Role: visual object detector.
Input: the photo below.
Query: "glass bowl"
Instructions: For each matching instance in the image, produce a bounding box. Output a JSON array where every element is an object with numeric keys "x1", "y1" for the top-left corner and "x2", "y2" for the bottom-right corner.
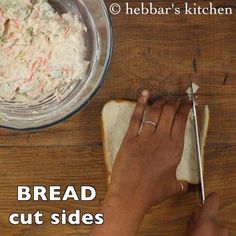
[{"x1": 0, "y1": 0, "x2": 113, "y2": 130}]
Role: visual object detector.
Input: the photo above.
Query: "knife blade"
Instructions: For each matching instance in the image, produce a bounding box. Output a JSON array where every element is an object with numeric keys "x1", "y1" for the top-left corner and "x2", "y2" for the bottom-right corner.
[{"x1": 188, "y1": 79, "x2": 206, "y2": 204}]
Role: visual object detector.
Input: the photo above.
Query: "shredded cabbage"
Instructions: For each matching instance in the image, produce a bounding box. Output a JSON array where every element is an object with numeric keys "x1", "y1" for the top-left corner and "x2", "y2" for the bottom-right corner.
[{"x1": 0, "y1": 0, "x2": 88, "y2": 102}]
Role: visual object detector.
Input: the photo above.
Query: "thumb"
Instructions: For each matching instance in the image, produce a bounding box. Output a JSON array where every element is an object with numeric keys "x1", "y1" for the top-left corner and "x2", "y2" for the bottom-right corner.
[
  {"x1": 191, "y1": 204, "x2": 202, "y2": 221},
  {"x1": 202, "y1": 192, "x2": 220, "y2": 218}
]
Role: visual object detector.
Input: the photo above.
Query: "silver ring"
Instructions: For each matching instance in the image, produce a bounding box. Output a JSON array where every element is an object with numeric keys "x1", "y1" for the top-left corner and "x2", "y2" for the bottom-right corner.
[
  {"x1": 143, "y1": 120, "x2": 158, "y2": 127},
  {"x1": 179, "y1": 182, "x2": 184, "y2": 193}
]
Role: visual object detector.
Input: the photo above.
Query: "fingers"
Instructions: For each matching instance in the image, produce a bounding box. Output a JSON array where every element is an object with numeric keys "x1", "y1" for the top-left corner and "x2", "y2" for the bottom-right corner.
[
  {"x1": 191, "y1": 204, "x2": 202, "y2": 221},
  {"x1": 156, "y1": 100, "x2": 181, "y2": 136},
  {"x1": 202, "y1": 193, "x2": 220, "y2": 218},
  {"x1": 128, "y1": 95, "x2": 190, "y2": 140},
  {"x1": 171, "y1": 102, "x2": 192, "y2": 146},
  {"x1": 126, "y1": 90, "x2": 149, "y2": 138},
  {"x1": 188, "y1": 193, "x2": 229, "y2": 236},
  {"x1": 141, "y1": 98, "x2": 166, "y2": 136}
]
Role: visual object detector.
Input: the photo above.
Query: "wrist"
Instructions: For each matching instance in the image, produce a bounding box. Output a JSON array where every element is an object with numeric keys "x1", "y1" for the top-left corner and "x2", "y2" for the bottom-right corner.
[
  {"x1": 106, "y1": 181, "x2": 165, "y2": 211},
  {"x1": 98, "y1": 190, "x2": 147, "y2": 235},
  {"x1": 104, "y1": 190, "x2": 147, "y2": 218}
]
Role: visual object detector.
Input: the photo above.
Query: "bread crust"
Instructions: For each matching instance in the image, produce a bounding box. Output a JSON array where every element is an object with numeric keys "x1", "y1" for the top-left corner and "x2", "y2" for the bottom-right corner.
[
  {"x1": 101, "y1": 100, "x2": 136, "y2": 185},
  {"x1": 100, "y1": 107, "x2": 110, "y2": 185}
]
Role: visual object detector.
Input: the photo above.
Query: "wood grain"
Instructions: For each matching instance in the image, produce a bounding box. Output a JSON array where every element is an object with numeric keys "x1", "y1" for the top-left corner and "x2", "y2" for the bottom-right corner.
[{"x1": 0, "y1": 0, "x2": 235, "y2": 235}]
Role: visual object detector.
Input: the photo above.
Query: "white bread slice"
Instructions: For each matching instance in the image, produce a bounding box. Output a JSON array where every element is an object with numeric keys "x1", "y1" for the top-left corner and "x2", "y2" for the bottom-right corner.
[{"x1": 101, "y1": 100, "x2": 209, "y2": 185}]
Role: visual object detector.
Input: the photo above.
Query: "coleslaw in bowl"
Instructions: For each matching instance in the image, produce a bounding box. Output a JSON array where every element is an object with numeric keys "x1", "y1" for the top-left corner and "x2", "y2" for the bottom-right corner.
[{"x1": 0, "y1": 0, "x2": 113, "y2": 130}]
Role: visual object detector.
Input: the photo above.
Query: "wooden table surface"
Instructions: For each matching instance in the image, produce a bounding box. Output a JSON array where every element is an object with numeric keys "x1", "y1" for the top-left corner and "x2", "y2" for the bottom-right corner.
[{"x1": 0, "y1": 0, "x2": 236, "y2": 235}]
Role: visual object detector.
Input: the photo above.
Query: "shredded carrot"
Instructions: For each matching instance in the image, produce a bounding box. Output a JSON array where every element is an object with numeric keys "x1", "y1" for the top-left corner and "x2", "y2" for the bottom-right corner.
[
  {"x1": 12, "y1": 20, "x2": 21, "y2": 30},
  {"x1": 30, "y1": 61, "x2": 38, "y2": 74},
  {"x1": 64, "y1": 27, "x2": 71, "y2": 38},
  {"x1": 0, "y1": 0, "x2": 87, "y2": 102},
  {"x1": 39, "y1": 83, "x2": 45, "y2": 92},
  {"x1": 29, "y1": 59, "x2": 43, "y2": 80},
  {"x1": 34, "y1": 8, "x2": 40, "y2": 19}
]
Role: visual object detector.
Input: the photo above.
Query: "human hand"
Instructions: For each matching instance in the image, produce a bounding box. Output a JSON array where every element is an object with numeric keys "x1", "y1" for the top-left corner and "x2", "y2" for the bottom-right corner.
[
  {"x1": 91, "y1": 91, "x2": 192, "y2": 236},
  {"x1": 186, "y1": 193, "x2": 229, "y2": 236},
  {"x1": 107, "y1": 90, "x2": 191, "y2": 212}
]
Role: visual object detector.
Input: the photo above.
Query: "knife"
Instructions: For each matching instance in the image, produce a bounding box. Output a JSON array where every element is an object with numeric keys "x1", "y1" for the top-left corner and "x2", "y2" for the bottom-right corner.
[{"x1": 188, "y1": 79, "x2": 206, "y2": 204}]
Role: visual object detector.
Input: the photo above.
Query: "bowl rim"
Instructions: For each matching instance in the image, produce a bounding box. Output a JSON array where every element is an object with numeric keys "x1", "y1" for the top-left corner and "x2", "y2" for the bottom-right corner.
[{"x1": 0, "y1": 0, "x2": 113, "y2": 131}]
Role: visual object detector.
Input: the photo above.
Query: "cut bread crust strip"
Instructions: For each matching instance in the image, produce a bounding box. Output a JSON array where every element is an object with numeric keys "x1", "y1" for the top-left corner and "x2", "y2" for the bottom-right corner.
[{"x1": 101, "y1": 100, "x2": 209, "y2": 185}]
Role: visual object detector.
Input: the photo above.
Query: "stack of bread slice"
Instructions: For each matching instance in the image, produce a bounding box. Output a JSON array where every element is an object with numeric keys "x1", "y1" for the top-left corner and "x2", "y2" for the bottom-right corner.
[{"x1": 101, "y1": 100, "x2": 210, "y2": 185}]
